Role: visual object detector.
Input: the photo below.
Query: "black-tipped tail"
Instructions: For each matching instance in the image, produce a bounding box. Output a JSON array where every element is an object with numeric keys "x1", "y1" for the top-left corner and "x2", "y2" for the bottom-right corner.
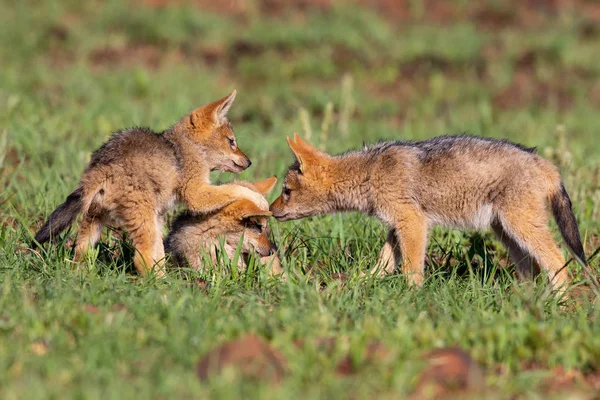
[
  {"x1": 32, "y1": 187, "x2": 83, "y2": 246},
  {"x1": 551, "y1": 182, "x2": 586, "y2": 266}
]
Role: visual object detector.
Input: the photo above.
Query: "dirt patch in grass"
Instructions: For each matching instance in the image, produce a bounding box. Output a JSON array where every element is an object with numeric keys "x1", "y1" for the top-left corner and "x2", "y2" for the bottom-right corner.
[
  {"x1": 580, "y1": 19, "x2": 600, "y2": 40},
  {"x1": 140, "y1": 0, "x2": 332, "y2": 17},
  {"x1": 138, "y1": 0, "x2": 455, "y2": 22},
  {"x1": 88, "y1": 43, "x2": 184, "y2": 69},
  {"x1": 568, "y1": 285, "x2": 598, "y2": 307},
  {"x1": 590, "y1": 84, "x2": 600, "y2": 107},
  {"x1": 228, "y1": 39, "x2": 266, "y2": 60},
  {"x1": 367, "y1": 44, "x2": 591, "y2": 115},
  {"x1": 49, "y1": 0, "x2": 600, "y2": 113},
  {"x1": 1, "y1": 216, "x2": 18, "y2": 231},
  {"x1": 413, "y1": 348, "x2": 600, "y2": 397},
  {"x1": 42, "y1": 21, "x2": 77, "y2": 68},
  {"x1": 473, "y1": 7, "x2": 518, "y2": 30},
  {"x1": 574, "y1": 0, "x2": 600, "y2": 23},
  {"x1": 522, "y1": 363, "x2": 600, "y2": 395},
  {"x1": 2, "y1": 147, "x2": 21, "y2": 170},
  {"x1": 413, "y1": 347, "x2": 485, "y2": 399},
  {"x1": 196, "y1": 334, "x2": 288, "y2": 383},
  {"x1": 141, "y1": 0, "x2": 248, "y2": 16},
  {"x1": 192, "y1": 44, "x2": 227, "y2": 66},
  {"x1": 354, "y1": 0, "x2": 411, "y2": 21},
  {"x1": 352, "y1": 0, "x2": 600, "y2": 28},
  {"x1": 492, "y1": 49, "x2": 581, "y2": 111},
  {"x1": 492, "y1": 71, "x2": 575, "y2": 111},
  {"x1": 366, "y1": 63, "x2": 480, "y2": 119},
  {"x1": 84, "y1": 304, "x2": 100, "y2": 314},
  {"x1": 260, "y1": 0, "x2": 333, "y2": 16},
  {"x1": 87, "y1": 40, "x2": 232, "y2": 70}
]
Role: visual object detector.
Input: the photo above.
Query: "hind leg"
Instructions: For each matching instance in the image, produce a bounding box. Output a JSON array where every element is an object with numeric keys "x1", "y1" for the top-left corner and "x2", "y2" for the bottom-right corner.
[
  {"x1": 492, "y1": 222, "x2": 540, "y2": 280},
  {"x1": 497, "y1": 203, "x2": 570, "y2": 290},
  {"x1": 126, "y1": 213, "x2": 166, "y2": 278},
  {"x1": 74, "y1": 216, "x2": 104, "y2": 262}
]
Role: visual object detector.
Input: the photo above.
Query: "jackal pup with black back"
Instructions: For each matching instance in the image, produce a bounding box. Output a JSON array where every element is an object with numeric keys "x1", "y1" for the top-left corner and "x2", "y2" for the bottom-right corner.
[
  {"x1": 270, "y1": 133, "x2": 587, "y2": 290},
  {"x1": 33, "y1": 90, "x2": 268, "y2": 276},
  {"x1": 165, "y1": 176, "x2": 283, "y2": 277}
]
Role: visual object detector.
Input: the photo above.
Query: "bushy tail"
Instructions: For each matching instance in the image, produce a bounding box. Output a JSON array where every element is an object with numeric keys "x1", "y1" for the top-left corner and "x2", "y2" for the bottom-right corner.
[
  {"x1": 550, "y1": 182, "x2": 586, "y2": 266},
  {"x1": 32, "y1": 187, "x2": 83, "y2": 245}
]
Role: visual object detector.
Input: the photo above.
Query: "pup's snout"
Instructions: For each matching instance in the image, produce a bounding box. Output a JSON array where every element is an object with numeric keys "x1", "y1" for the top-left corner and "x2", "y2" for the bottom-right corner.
[
  {"x1": 265, "y1": 240, "x2": 278, "y2": 256},
  {"x1": 235, "y1": 149, "x2": 252, "y2": 169}
]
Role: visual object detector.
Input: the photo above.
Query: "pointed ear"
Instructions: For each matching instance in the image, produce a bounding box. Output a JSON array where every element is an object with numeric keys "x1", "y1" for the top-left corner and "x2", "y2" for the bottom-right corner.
[
  {"x1": 252, "y1": 176, "x2": 278, "y2": 196},
  {"x1": 235, "y1": 199, "x2": 272, "y2": 220},
  {"x1": 287, "y1": 132, "x2": 324, "y2": 172},
  {"x1": 213, "y1": 89, "x2": 236, "y2": 122},
  {"x1": 190, "y1": 90, "x2": 237, "y2": 128},
  {"x1": 293, "y1": 132, "x2": 318, "y2": 151}
]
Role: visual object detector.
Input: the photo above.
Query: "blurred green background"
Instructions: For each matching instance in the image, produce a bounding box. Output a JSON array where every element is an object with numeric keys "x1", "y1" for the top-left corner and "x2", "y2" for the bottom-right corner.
[
  {"x1": 1, "y1": 0, "x2": 600, "y2": 398},
  {"x1": 2, "y1": 0, "x2": 599, "y2": 222}
]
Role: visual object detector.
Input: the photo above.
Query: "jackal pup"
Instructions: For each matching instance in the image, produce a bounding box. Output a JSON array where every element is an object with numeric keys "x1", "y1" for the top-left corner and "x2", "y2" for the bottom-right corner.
[
  {"x1": 33, "y1": 90, "x2": 267, "y2": 276},
  {"x1": 270, "y1": 133, "x2": 586, "y2": 289},
  {"x1": 165, "y1": 177, "x2": 283, "y2": 276}
]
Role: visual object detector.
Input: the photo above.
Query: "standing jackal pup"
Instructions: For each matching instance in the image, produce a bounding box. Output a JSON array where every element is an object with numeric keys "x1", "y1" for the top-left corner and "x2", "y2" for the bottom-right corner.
[
  {"x1": 270, "y1": 133, "x2": 587, "y2": 290},
  {"x1": 165, "y1": 176, "x2": 283, "y2": 276},
  {"x1": 33, "y1": 90, "x2": 268, "y2": 276}
]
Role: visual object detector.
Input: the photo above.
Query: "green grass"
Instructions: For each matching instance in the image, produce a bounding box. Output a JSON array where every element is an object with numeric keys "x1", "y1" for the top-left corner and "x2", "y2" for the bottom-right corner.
[{"x1": 1, "y1": 0, "x2": 600, "y2": 398}]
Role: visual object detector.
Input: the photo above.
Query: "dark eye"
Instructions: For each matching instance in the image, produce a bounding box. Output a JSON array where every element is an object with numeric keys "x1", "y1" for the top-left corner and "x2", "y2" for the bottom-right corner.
[
  {"x1": 245, "y1": 221, "x2": 263, "y2": 232},
  {"x1": 283, "y1": 187, "x2": 291, "y2": 199},
  {"x1": 228, "y1": 137, "x2": 236, "y2": 148}
]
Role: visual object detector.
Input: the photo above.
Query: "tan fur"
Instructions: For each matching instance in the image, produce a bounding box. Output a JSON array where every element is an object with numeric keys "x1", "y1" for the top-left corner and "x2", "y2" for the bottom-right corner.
[
  {"x1": 165, "y1": 177, "x2": 284, "y2": 277},
  {"x1": 37, "y1": 90, "x2": 268, "y2": 277},
  {"x1": 271, "y1": 133, "x2": 586, "y2": 291}
]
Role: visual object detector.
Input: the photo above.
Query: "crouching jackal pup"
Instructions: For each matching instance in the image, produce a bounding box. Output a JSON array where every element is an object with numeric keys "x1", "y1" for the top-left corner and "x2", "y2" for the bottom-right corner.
[
  {"x1": 270, "y1": 133, "x2": 587, "y2": 290},
  {"x1": 33, "y1": 90, "x2": 268, "y2": 276},
  {"x1": 165, "y1": 177, "x2": 283, "y2": 276}
]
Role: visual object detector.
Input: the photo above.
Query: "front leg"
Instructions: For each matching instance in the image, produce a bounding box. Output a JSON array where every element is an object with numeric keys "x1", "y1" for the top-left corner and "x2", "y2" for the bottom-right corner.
[
  {"x1": 182, "y1": 182, "x2": 268, "y2": 214},
  {"x1": 394, "y1": 205, "x2": 429, "y2": 286}
]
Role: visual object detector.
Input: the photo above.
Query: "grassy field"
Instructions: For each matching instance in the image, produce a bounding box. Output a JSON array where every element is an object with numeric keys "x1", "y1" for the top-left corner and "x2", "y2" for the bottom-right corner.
[{"x1": 1, "y1": 0, "x2": 600, "y2": 398}]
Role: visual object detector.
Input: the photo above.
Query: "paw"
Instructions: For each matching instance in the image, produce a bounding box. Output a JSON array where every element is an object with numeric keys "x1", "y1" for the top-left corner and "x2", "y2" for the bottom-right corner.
[
  {"x1": 237, "y1": 186, "x2": 269, "y2": 210},
  {"x1": 260, "y1": 254, "x2": 285, "y2": 278}
]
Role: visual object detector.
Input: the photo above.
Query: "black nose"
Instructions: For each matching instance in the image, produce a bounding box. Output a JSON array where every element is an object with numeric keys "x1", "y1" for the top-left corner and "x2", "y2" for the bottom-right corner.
[
  {"x1": 268, "y1": 247, "x2": 276, "y2": 256},
  {"x1": 247, "y1": 160, "x2": 252, "y2": 167}
]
